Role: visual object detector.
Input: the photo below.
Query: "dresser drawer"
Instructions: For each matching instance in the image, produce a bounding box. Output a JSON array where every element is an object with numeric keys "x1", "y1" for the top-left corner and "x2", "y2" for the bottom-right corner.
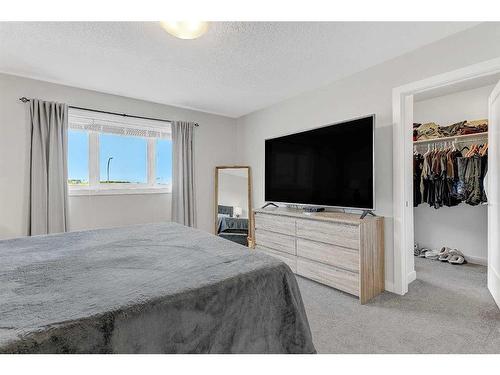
[
  {"x1": 255, "y1": 213, "x2": 295, "y2": 236},
  {"x1": 297, "y1": 238, "x2": 359, "y2": 272},
  {"x1": 256, "y1": 246, "x2": 297, "y2": 273},
  {"x1": 297, "y1": 258, "x2": 359, "y2": 296},
  {"x1": 296, "y1": 219, "x2": 359, "y2": 250},
  {"x1": 255, "y1": 229, "x2": 295, "y2": 255}
]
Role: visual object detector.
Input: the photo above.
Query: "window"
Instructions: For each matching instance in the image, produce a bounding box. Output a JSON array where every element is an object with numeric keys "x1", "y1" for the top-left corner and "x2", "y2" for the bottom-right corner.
[
  {"x1": 155, "y1": 139, "x2": 173, "y2": 185},
  {"x1": 68, "y1": 129, "x2": 89, "y2": 186},
  {"x1": 99, "y1": 134, "x2": 147, "y2": 184},
  {"x1": 67, "y1": 109, "x2": 172, "y2": 195}
]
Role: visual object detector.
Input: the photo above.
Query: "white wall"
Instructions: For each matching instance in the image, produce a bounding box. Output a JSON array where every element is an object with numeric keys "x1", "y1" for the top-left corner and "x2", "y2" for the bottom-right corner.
[
  {"x1": 69, "y1": 193, "x2": 172, "y2": 231},
  {"x1": 236, "y1": 23, "x2": 500, "y2": 289},
  {"x1": 413, "y1": 84, "x2": 493, "y2": 264},
  {"x1": 218, "y1": 172, "x2": 249, "y2": 218},
  {"x1": 0, "y1": 73, "x2": 237, "y2": 239}
]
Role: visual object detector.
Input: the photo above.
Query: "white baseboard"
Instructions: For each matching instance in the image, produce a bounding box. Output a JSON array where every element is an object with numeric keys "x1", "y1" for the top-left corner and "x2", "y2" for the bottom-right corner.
[
  {"x1": 407, "y1": 270, "x2": 416, "y2": 284},
  {"x1": 384, "y1": 280, "x2": 394, "y2": 293},
  {"x1": 488, "y1": 266, "x2": 500, "y2": 308},
  {"x1": 466, "y1": 255, "x2": 487, "y2": 266},
  {"x1": 383, "y1": 273, "x2": 415, "y2": 295}
]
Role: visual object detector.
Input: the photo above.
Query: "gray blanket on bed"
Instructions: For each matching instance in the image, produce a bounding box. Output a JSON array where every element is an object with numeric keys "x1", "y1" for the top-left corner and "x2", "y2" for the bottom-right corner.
[
  {"x1": 0, "y1": 222, "x2": 315, "y2": 354},
  {"x1": 217, "y1": 216, "x2": 248, "y2": 234}
]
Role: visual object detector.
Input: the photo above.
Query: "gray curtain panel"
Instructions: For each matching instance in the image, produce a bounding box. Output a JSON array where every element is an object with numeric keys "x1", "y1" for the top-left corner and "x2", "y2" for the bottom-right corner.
[
  {"x1": 172, "y1": 121, "x2": 196, "y2": 227},
  {"x1": 29, "y1": 99, "x2": 69, "y2": 235}
]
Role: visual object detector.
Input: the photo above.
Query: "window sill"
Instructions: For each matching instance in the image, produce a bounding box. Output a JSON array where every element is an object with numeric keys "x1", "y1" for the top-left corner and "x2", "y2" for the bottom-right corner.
[{"x1": 68, "y1": 187, "x2": 172, "y2": 196}]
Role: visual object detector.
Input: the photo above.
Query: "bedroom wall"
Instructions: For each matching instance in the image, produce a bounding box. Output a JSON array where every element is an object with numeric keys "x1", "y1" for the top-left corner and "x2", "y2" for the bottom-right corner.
[
  {"x1": 0, "y1": 73, "x2": 238, "y2": 239},
  {"x1": 235, "y1": 23, "x2": 500, "y2": 291},
  {"x1": 413, "y1": 84, "x2": 493, "y2": 265}
]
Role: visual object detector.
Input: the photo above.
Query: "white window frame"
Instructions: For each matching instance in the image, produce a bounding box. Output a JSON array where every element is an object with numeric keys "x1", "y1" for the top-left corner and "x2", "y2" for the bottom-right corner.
[{"x1": 68, "y1": 108, "x2": 172, "y2": 196}]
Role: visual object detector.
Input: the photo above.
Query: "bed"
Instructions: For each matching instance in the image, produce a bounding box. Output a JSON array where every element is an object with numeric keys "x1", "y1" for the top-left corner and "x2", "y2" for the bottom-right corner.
[
  {"x1": 0, "y1": 222, "x2": 315, "y2": 354},
  {"x1": 217, "y1": 205, "x2": 249, "y2": 246}
]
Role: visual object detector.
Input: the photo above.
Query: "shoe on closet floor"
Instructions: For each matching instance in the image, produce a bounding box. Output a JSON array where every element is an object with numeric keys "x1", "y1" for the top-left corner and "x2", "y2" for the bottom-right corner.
[
  {"x1": 414, "y1": 243, "x2": 420, "y2": 257},
  {"x1": 448, "y1": 249, "x2": 467, "y2": 265},
  {"x1": 418, "y1": 248, "x2": 431, "y2": 258},
  {"x1": 424, "y1": 249, "x2": 440, "y2": 260},
  {"x1": 438, "y1": 247, "x2": 453, "y2": 262}
]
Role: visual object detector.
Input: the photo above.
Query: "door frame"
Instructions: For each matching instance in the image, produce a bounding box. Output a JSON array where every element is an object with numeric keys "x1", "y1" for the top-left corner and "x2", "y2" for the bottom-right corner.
[
  {"x1": 392, "y1": 57, "x2": 500, "y2": 295},
  {"x1": 488, "y1": 81, "x2": 500, "y2": 307}
]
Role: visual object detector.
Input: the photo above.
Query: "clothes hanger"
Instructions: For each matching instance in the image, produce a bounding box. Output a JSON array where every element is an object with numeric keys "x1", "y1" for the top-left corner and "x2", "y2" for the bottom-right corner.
[
  {"x1": 465, "y1": 144, "x2": 473, "y2": 157},
  {"x1": 467, "y1": 144, "x2": 478, "y2": 157},
  {"x1": 459, "y1": 145, "x2": 469, "y2": 153},
  {"x1": 480, "y1": 142, "x2": 488, "y2": 157},
  {"x1": 464, "y1": 143, "x2": 471, "y2": 157},
  {"x1": 473, "y1": 144, "x2": 480, "y2": 156},
  {"x1": 474, "y1": 144, "x2": 480, "y2": 156},
  {"x1": 478, "y1": 143, "x2": 484, "y2": 155}
]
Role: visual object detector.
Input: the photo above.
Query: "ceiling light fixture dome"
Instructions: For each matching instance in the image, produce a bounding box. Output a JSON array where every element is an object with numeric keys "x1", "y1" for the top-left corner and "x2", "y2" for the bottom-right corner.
[{"x1": 160, "y1": 21, "x2": 209, "y2": 40}]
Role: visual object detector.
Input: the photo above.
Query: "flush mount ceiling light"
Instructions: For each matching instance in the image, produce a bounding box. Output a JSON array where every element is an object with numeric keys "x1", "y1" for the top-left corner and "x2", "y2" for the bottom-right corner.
[{"x1": 160, "y1": 21, "x2": 209, "y2": 40}]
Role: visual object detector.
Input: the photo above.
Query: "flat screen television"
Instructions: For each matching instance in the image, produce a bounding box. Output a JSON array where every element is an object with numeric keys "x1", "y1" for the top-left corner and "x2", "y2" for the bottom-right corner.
[{"x1": 265, "y1": 115, "x2": 374, "y2": 209}]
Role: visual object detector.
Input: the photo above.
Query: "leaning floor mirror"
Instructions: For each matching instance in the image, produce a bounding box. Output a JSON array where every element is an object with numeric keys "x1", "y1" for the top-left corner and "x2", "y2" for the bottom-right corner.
[{"x1": 214, "y1": 166, "x2": 253, "y2": 248}]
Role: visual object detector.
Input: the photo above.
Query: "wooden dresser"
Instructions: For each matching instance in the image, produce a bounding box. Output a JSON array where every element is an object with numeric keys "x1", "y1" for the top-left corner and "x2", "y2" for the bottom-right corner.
[{"x1": 253, "y1": 207, "x2": 384, "y2": 304}]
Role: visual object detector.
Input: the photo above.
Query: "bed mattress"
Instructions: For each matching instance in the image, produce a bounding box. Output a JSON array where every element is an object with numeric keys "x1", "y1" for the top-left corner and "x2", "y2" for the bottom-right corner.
[{"x1": 0, "y1": 222, "x2": 315, "y2": 354}]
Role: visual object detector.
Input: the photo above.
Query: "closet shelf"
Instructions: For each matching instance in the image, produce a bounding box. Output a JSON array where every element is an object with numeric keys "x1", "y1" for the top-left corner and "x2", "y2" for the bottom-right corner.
[{"x1": 413, "y1": 131, "x2": 488, "y2": 145}]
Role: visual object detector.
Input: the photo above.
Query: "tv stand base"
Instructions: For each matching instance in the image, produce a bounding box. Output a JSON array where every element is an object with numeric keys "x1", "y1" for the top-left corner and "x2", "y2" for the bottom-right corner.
[
  {"x1": 360, "y1": 210, "x2": 376, "y2": 219},
  {"x1": 261, "y1": 202, "x2": 279, "y2": 209}
]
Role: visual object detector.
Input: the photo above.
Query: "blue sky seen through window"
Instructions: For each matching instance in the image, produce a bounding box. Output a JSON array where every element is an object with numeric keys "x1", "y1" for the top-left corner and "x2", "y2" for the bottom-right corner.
[
  {"x1": 99, "y1": 134, "x2": 147, "y2": 183},
  {"x1": 156, "y1": 139, "x2": 173, "y2": 185},
  {"x1": 68, "y1": 130, "x2": 172, "y2": 185},
  {"x1": 68, "y1": 130, "x2": 89, "y2": 185}
]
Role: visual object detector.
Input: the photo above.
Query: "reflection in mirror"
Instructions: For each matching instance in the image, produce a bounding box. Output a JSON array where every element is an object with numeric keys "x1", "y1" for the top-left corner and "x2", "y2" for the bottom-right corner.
[{"x1": 215, "y1": 167, "x2": 252, "y2": 247}]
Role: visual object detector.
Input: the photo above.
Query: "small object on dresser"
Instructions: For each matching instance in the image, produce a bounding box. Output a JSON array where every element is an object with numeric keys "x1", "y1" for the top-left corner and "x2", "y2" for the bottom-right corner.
[
  {"x1": 234, "y1": 206, "x2": 242, "y2": 218},
  {"x1": 303, "y1": 206, "x2": 325, "y2": 213}
]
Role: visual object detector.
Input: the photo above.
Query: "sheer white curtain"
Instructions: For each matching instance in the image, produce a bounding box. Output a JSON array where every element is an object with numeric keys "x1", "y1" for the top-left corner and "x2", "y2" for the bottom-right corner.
[
  {"x1": 29, "y1": 99, "x2": 69, "y2": 235},
  {"x1": 171, "y1": 121, "x2": 196, "y2": 227}
]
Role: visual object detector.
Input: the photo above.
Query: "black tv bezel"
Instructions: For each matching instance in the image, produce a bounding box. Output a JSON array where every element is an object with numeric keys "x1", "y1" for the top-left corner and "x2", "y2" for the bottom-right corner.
[{"x1": 264, "y1": 114, "x2": 376, "y2": 211}]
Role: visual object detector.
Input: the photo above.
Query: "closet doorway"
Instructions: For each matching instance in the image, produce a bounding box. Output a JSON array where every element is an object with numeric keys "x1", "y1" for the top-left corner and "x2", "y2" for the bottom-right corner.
[{"x1": 392, "y1": 57, "x2": 500, "y2": 310}]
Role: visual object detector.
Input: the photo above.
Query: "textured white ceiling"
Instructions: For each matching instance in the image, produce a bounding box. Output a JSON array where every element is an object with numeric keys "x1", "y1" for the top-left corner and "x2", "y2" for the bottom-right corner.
[{"x1": 0, "y1": 22, "x2": 478, "y2": 118}]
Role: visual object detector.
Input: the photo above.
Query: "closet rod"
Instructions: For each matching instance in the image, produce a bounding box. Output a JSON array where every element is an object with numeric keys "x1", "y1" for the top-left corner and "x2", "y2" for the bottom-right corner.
[
  {"x1": 413, "y1": 131, "x2": 487, "y2": 145},
  {"x1": 18, "y1": 97, "x2": 199, "y2": 127}
]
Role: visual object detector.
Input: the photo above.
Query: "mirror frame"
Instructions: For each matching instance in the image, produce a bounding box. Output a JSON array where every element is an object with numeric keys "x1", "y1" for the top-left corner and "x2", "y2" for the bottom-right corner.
[{"x1": 214, "y1": 166, "x2": 254, "y2": 248}]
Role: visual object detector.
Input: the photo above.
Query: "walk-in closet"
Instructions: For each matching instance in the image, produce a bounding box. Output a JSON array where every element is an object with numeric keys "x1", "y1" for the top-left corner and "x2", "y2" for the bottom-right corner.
[
  {"x1": 413, "y1": 84, "x2": 491, "y2": 267},
  {"x1": 408, "y1": 77, "x2": 500, "y2": 310},
  {"x1": 393, "y1": 59, "x2": 500, "y2": 312}
]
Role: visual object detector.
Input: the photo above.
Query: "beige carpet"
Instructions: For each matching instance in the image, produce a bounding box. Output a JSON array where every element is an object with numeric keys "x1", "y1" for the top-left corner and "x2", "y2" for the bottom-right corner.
[{"x1": 298, "y1": 257, "x2": 500, "y2": 353}]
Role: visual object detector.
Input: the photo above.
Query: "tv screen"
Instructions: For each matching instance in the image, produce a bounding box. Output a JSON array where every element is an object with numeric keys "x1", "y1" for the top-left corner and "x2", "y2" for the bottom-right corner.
[{"x1": 265, "y1": 115, "x2": 374, "y2": 209}]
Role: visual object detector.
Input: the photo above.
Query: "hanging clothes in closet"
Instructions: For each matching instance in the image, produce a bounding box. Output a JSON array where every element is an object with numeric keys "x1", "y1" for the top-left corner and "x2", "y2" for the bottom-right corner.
[{"x1": 413, "y1": 142, "x2": 488, "y2": 209}]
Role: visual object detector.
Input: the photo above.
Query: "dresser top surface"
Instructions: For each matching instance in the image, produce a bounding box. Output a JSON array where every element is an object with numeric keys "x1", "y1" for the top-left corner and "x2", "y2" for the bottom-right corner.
[{"x1": 254, "y1": 207, "x2": 381, "y2": 225}]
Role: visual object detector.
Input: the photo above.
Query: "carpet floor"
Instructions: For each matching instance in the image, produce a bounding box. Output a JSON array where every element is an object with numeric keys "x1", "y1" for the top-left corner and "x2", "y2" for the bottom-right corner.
[{"x1": 298, "y1": 257, "x2": 500, "y2": 353}]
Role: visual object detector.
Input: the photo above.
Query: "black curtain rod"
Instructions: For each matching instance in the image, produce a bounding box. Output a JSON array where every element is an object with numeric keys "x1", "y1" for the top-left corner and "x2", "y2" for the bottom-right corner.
[{"x1": 18, "y1": 97, "x2": 199, "y2": 127}]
